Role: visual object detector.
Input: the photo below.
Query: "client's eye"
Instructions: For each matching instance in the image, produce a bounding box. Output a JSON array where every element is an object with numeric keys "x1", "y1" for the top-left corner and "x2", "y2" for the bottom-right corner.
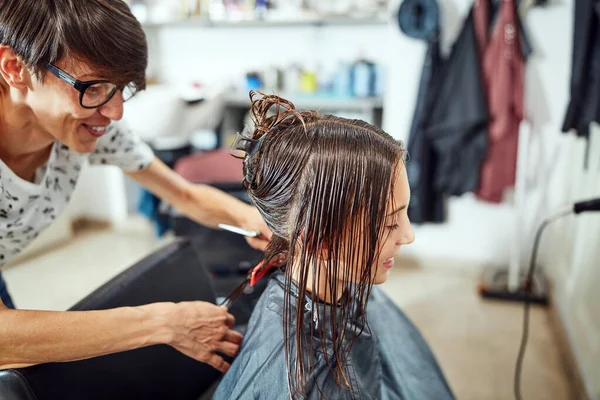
[{"x1": 387, "y1": 223, "x2": 400, "y2": 230}]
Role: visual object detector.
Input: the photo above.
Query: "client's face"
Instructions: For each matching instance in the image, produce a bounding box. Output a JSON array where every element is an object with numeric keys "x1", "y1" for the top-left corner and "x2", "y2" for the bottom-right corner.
[
  {"x1": 372, "y1": 164, "x2": 414, "y2": 284},
  {"x1": 293, "y1": 163, "x2": 414, "y2": 303}
]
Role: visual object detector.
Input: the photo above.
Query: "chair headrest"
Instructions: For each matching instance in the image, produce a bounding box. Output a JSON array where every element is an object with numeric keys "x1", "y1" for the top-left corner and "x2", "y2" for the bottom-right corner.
[{"x1": 0, "y1": 370, "x2": 37, "y2": 400}]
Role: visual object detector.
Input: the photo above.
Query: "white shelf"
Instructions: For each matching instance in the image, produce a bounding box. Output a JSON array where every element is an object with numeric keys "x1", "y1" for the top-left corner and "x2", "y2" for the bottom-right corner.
[
  {"x1": 223, "y1": 92, "x2": 384, "y2": 111},
  {"x1": 142, "y1": 15, "x2": 390, "y2": 29}
]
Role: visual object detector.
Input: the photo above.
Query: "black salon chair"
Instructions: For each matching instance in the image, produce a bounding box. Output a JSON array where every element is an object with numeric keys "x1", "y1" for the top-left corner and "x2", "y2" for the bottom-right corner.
[{"x1": 0, "y1": 238, "x2": 236, "y2": 400}]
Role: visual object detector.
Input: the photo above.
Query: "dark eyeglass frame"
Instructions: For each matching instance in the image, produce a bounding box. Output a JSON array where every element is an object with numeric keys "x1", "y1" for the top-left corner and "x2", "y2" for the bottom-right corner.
[{"x1": 45, "y1": 63, "x2": 132, "y2": 109}]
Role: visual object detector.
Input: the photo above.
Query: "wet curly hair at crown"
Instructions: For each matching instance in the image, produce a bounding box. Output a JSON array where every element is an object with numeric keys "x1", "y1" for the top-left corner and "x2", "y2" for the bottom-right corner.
[
  {"x1": 241, "y1": 91, "x2": 316, "y2": 188},
  {"x1": 248, "y1": 90, "x2": 313, "y2": 141}
]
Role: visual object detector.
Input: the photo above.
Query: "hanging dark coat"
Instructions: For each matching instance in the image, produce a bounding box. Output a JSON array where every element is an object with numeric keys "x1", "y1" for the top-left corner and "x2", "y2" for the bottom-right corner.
[
  {"x1": 421, "y1": 10, "x2": 489, "y2": 198},
  {"x1": 406, "y1": 33, "x2": 446, "y2": 224},
  {"x1": 474, "y1": 0, "x2": 525, "y2": 203},
  {"x1": 400, "y1": 0, "x2": 447, "y2": 224},
  {"x1": 562, "y1": 0, "x2": 600, "y2": 141}
]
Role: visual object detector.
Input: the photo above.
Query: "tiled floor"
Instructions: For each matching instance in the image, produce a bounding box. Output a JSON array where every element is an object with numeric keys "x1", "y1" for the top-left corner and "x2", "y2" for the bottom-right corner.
[
  {"x1": 2, "y1": 216, "x2": 575, "y2": 399},
  {"x1": 386, "y1": 261, "x2": 575, "y2": 400}
]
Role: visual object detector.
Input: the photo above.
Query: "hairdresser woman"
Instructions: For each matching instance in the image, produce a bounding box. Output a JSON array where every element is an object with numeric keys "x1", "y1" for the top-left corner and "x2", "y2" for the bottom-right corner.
[{"x1": 0, "y1": 0, "x2": 271, "y2": 373}]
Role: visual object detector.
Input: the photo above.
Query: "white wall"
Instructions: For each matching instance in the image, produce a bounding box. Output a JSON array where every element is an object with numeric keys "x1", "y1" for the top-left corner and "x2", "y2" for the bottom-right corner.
[
  {"x1": 148, "y1": 23, "x2": 391, "y2": 89},
  {"x1": 547, "y1": 127, "x2": 600, "y2": 400},
  {"x1": 521, "y1": 3, "x2": 600, "y2": 397}
]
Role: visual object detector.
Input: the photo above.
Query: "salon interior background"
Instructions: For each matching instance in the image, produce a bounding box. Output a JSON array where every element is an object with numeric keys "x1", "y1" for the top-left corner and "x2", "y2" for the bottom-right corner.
[{"x1": 12, "y1": 0, "x2": 600, "y2": 398}]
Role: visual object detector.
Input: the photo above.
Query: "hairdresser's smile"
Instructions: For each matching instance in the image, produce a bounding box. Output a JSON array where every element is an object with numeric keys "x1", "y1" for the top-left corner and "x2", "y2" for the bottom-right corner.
[{"x1": 81, "y1": 123, "x2": 109, "y2": 138}]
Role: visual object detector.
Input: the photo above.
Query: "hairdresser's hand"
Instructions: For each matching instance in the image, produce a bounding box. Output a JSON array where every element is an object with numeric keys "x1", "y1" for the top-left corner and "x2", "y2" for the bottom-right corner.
[
  {"x1": 159, "y1": 301, "x2": 243, "y2": 373},
  {"x1": 240, "y1": 206, "x2": 272, "y2": 251}
]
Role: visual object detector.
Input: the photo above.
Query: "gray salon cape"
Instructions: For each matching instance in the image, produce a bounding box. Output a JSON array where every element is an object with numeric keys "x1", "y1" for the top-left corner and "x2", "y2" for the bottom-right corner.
[{"x1": 213, "y1": 271, "x2": 455, "y2": 399}]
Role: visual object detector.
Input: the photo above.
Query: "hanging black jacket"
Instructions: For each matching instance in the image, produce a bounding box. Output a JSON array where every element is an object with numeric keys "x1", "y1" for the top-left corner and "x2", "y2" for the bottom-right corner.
[
  {"x1": 562, "y1": 0, "x2": 600, "y2": 139},
  {"x1": 407, "y1": 33, "x2": 446, "y2": 224},
  {"x1": 406, "y1": 9, "x2": 489, "y2": 223},
  {"x1": 422, "y1": 10, "x2": 489, "y2": 198}
]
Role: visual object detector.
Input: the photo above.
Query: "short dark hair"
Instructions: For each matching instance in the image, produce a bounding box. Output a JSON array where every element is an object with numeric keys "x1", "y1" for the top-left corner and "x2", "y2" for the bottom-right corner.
[{"x1": 0, "y1": 0, "x2": 147, "y2": 90}]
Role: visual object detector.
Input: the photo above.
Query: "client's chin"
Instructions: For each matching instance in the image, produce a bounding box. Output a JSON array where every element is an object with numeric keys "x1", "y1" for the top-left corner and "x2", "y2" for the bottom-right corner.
[
  {"x1": 373, "y1": 269, "x2": 392, "y2": 285},
  {"x1": 372, "y1": 257, "x2": 395, "y2": 284}
]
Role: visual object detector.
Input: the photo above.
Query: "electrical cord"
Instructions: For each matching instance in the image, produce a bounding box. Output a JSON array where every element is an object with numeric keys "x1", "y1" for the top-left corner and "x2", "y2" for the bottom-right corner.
[
  {"x1": 513, "y1": 214, "x2": 559, "y2": 400},
  {"x1": 513, "y1": 200, "x2": 599, "y2": 400}
]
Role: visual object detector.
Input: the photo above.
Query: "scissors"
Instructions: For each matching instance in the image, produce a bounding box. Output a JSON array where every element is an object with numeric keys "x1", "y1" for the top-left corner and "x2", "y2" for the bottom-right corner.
[{"x1": 218, "y1": 223, "x2": 260, "y2": 238}]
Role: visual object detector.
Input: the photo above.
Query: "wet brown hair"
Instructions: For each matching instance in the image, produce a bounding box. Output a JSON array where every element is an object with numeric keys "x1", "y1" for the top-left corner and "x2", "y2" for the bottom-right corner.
[
  {"x1": 227, "y1": 91, "x2": 407, "y2": 399},
  {"x1": 0, "y1": 0, "x2": 147, "y2": 90}
]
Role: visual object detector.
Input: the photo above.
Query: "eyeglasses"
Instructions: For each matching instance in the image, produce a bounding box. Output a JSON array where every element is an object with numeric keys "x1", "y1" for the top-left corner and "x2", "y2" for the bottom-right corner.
[{"x1": 45, "y1": 63, "x2": 137, "y2": 109}]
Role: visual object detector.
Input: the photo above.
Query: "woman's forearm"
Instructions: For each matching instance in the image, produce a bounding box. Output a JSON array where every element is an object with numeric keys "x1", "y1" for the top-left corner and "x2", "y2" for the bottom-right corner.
[
  {"x1": 126, "y1": 158, "x2": 250, "y2": 230},
  {"x1": 0, "y1": 303, "x2": 171, "y2": 369},
  {"x1": 126, "y1": 157, "x2": 270, "y2": 249},
  {"x1": 178, "y1": 185, "x2": 273, "y2": 251},
  {"x1": 177, "y1": 184, "x2": 251, "y2": 229}
]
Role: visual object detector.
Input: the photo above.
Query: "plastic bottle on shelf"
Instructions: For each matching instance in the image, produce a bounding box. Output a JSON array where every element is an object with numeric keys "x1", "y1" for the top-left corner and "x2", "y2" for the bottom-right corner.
[
  {"x1": 284, "y1": 64, "x2": 302, "y2": 95},
  {"x1": 179, "y1": 0, "x2": 199, "y2": 17},
  {"x1": 318, "y1": 64, "x2": 336, "y2": 95},
  {"x1": 349, "y1": 51, "x2": 376, "y2": 97},
  {"x1": 374, "y1": 64, "x2": 384, "y2": 97},
  {"x1": 208, "y1": 0, "x2": 226, "y2": 20},
  {"x1": 263, "y1": 66, "x2": 283, "y2": 91},
  {"x1": 299, "y1": 62, "x2": 318, "y2": 94},
  {"x1": 245, "y1": 72, "x2": 263, "y2": 91},
  {"x1": 255, "y1": 0, "x2": 268, "y2": 19},
  {"x1": 333, "y1": 60, "x2": 352, "y2": 98}
]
